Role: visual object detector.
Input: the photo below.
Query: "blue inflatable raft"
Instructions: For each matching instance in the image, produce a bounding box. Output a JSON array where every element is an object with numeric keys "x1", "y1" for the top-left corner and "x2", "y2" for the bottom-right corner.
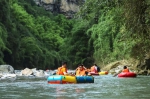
[
  {"x1": 47, "y1": 75, "x2": 94, "y2": 84},
  {"x1": 76, "y1": 76, "x2": 94, "y2": 83}
]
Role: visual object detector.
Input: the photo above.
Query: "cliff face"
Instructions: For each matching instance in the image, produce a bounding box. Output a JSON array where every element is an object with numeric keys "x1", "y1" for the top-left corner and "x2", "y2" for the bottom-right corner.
[{"x1": 34, "y1": 0, "x2": 85, "y2": 18}]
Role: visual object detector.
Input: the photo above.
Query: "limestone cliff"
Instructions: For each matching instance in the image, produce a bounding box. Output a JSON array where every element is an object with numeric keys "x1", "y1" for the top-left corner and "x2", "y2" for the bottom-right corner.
[{"x1": 34, "y1": 0, "x2": 85, "y2": 18}]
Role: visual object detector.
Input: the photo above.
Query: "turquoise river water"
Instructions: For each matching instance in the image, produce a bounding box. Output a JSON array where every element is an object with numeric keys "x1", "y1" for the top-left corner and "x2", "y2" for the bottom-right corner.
[{"x1": 0, "y1": 75, "x2": 150, "y2": 99}]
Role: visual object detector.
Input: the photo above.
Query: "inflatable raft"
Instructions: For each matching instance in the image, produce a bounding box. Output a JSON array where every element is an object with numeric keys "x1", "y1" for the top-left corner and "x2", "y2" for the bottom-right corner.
[
  {"x1": 88, "y1": 72, "x2": 99, "y2": 76},
  {"x1": 118, "y1": 72, "x2": 137, "y2": 78},
  {"x1": 47, "y1": 75, "x2": 76, "y2": 84},
  {"x1": 99, "y1": 71, "x2": 108, "y2": 75},
  {"x1": 47, "y1": 75, "x2": 94, "y2": 84},
  {"x1": 76, "y1": 76, "x2": 94, "y2": 83}
]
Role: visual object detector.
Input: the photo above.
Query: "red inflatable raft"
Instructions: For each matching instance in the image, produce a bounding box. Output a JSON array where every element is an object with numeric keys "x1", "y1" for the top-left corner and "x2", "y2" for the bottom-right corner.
[
  {"x1": 89, "y1": 72, "x2": 99, "y2": 76},
  {"x1": 118, "y1": 72, "x2": 137, "y2": 78}
]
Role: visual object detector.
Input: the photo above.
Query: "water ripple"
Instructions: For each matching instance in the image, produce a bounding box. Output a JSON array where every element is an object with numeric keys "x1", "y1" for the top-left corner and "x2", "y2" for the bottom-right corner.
[{"x1": 0, "y1": 75, "x2": 150, "y2": 99}]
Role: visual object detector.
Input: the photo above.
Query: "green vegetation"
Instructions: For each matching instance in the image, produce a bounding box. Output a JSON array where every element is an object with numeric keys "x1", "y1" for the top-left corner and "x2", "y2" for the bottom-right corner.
[
  {"x1": 77, "y1": 0, "x2": 150, "y2": 66},
  {"x1": 0, "y1": 0, "x2": 73, "y2": 69},
  {"x1": 0, "y1": 0, "x2": 150, "y2": 69}
]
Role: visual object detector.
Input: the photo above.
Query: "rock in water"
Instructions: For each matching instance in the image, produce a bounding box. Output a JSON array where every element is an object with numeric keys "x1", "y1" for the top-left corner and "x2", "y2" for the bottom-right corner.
[
  {"x1": 21, "y1": 68, "x2": 33, "y2": 76},
  {"x1": 0, "y1": 65, "x2": 15, "y2": 74}
]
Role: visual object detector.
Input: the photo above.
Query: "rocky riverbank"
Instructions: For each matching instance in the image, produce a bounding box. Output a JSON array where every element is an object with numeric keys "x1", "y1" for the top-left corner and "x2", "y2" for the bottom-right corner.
[
  {"x1": 1, "y1": 59, "x2": 150, "y2": 80},
  {"x1": 0, "y1": 65, "x2": 55, "y2": 79},
  {"x1": 101, "y1": 59, "x2": 150, "y2": 75},
  {"x1": 0, "y1": 65, "x2": 76, "y2": 80}
]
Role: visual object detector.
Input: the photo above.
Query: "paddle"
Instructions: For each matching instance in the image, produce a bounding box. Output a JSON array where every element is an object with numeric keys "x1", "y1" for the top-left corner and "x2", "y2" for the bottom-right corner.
[{"x1": 113, "y1": 70, "x2": 122, "y2": 77}]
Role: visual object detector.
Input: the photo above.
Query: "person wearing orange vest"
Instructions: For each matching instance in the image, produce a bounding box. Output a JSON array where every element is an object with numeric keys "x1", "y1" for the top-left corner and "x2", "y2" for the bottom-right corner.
[
  {"x1": 75, "y1": 65, "x2": 87, "y2": 76},
  {"x1": 122, "y1": 66, "x2": 129, "y2": 72},
  {"x1": 90, "y1": 64, "x2": 98, "y2": 73},
  {"x1": 56, "y1": 62, "x2": 69, "y2": 75},
  {"x1": 113, "y1": 66, "x2": 130, "y2": 77},
  {"x1": 75, "y1": 64, "x2": 87, "y2": 71}
]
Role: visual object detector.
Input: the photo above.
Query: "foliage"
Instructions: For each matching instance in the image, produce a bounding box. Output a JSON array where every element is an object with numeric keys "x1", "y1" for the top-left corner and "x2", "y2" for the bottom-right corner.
[
  {"x1": 61, "y1": 20, "x2": 94, "y2": 68},
  {"x1": 0, "y1": 0, "x2": 74, "y2": 69},
  {"x1": 122, "y1": 0, "x2": 150, "y2": 59},
  {"x1": 78, "y1": 0, "x2": 150, "y2": 66},
  {"x1": 1, "y1": 0, "x2": 150, "y2": 69}
]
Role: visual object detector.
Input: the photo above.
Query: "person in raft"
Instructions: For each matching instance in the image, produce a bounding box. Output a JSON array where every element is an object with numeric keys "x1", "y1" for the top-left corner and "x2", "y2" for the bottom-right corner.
[
  {"x1": 113, "y1": 66, "x2": 130, "y2": 77},
  {"x1": 75, "y1": 64, "x2": 88, "y2": 76},
  {"x1": 90, "y1": 64, "x2": 100, "y2": 73},
  {"x1": 122, "y1": 66, "x2": 129, "y2": 72},
  {"x1": 56, "y1": 62, "x2": 69, "y2": 75},
  {"x1": 75, "y1": 64, "x2": 87, "y2": 71}
]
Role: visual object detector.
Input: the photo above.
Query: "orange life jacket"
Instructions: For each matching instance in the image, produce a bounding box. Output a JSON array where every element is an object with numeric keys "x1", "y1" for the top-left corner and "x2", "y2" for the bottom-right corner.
[
  {"x1": 122, "y1": 69, "x2": 129, "y2": 73},
  {"x1": 56, "y1": 67, "x2": 63, "y2": 75},
  {"x1": 57, "y1": 66, "x2": 67, "y2": 75},
  {"x1": 76, "y1": 69, "x2": 86, "y2": 76}
]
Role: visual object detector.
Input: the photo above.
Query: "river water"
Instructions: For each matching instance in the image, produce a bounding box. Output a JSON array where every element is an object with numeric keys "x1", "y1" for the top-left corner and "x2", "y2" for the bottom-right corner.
[{"x1": 0, "y1": 75, "x2": 150, "y2": 99}]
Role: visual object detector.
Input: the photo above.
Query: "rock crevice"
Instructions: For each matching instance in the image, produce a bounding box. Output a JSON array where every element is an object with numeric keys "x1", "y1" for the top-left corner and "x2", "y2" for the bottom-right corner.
[{"x1": 34, "y1": 0, "x2": 85, "y2": 18}]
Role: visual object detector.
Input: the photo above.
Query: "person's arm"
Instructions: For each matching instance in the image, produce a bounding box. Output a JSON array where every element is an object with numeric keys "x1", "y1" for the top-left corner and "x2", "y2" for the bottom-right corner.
[
  {"x1": 63, "y1": 72, "x2": 68, "y2": 75},
  {"x1": 62, "y1": 68, "x2": 68, "y2": 75},
  {"x1": 75, "y1": 67, "x2": 79, "y2": 71},
  {"x1": 127, "y1": 68, "x2": 130, "y2": 72},
  {"x1": 83, "y1": 66, "x2": 87, "y2": 70}
]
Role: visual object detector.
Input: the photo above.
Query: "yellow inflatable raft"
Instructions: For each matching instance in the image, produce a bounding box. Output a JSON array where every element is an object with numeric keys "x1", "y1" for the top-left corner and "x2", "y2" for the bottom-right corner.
[{"x1": 99, "y1": 71, "x2": 108, "y2": 75}]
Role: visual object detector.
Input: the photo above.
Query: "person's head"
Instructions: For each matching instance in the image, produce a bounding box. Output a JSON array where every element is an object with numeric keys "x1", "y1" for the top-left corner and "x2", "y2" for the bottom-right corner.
[
  {"x1": 94, "y1": 64, "x2": 97, "y2": 66},
  {"x1": 78, "y1": 64, "x2": 84, "y2": 70},
  {"x1": 81, "y1": 64, "x2": 84, "y2": 67},
  {"x1": 81, "y1": 64, "x2": 85, "y2": 69},
  {"x1": 78, "y1": 66, "x2": 82, "y2": 70},
  {"x1": 62, "y1": 61, "x2": 67, "y2": 67},
  {"x1": 123, "y1": 66, "x2": 127, "y2": 69}
]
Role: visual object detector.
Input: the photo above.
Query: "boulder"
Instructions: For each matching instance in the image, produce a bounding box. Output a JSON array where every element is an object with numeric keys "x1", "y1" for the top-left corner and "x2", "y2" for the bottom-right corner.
[
  {"x1": 34, "y1": 70, "x2": 45, "y2": 77},
  {"x1": 115, "y1": 65, "x2": 125, "y2": 73},
  {"x1": 21, "y1": 68, "x2": 33, "y2": 76},
  {"x1": 147, "y1": 69, "x2": 150, "y2": 75},
  {"x1": 138, "y1": 70, "x2": 148, "y2": 75},
  {"x1": 109, "y1": 65, "x2": 124, "y2": 74},
  {"x1": 0, "y1": 65, "x2": 14, "y2": 74},
  {"x1": 2, "y1": 74, "x2": 16, "y2": 78},
  {"x1": 109, "y1": 68, "x2": 116, "y2": 74},
  {"x1": 102, "y1": 61, "x2": 126, "y2": 71},
  {"x1": 32, "y1": 68, "x2": 37, "y2": 74}
]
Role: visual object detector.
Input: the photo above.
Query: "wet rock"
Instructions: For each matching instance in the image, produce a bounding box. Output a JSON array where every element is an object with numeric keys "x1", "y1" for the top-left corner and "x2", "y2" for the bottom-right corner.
[
  {"x1": 1, "y1": 74, "x2": 16, "y2": 78},
  {"x1": 0, "y1": 65, "x2": 14, "y2": 74},
  {"x1": 35, "y1": 70, "x2": 45, "y2": 77},
  {"x1": 109, "y1": 68, "x2": 116, "y2": 74},
  {"x1": 21, "y1": 68, "x2": 33, "y2": 76},
  {"x1": 147, "y1": 69, "x2": 150, "y2": 75},
  {"x1": 32, "y1": 68, "x2": 37, "y2": 74},
  {"x1": 138, "y1": 70, "x2": 148, "y2": 75},
  {"x1": 137, "y1": 52, "x2": 150, "y2": 71}
]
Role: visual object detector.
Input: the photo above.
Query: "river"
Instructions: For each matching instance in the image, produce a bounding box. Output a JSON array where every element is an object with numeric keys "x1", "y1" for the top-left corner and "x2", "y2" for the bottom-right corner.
[{"x1": 0, "y1": 75, "x2": 150, "y2": 99}]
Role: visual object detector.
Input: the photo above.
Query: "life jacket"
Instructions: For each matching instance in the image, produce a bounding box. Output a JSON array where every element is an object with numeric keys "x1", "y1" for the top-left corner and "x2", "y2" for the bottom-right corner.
[
  {"x1": 57, "y1": 66, "x2": 68, "y2": 75},
  {"x1": 56, "y1": 67, "x2": 63, "y2": 75},
  {"x1": 122, "y1": 69, "x2": 129, "y2": 73},
  {"x1": 76, "y1": 69, "x2": 86, "y2": 76},
  {"x1": 91, "y1": 66, "x2": 97, "y2": 73}
]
